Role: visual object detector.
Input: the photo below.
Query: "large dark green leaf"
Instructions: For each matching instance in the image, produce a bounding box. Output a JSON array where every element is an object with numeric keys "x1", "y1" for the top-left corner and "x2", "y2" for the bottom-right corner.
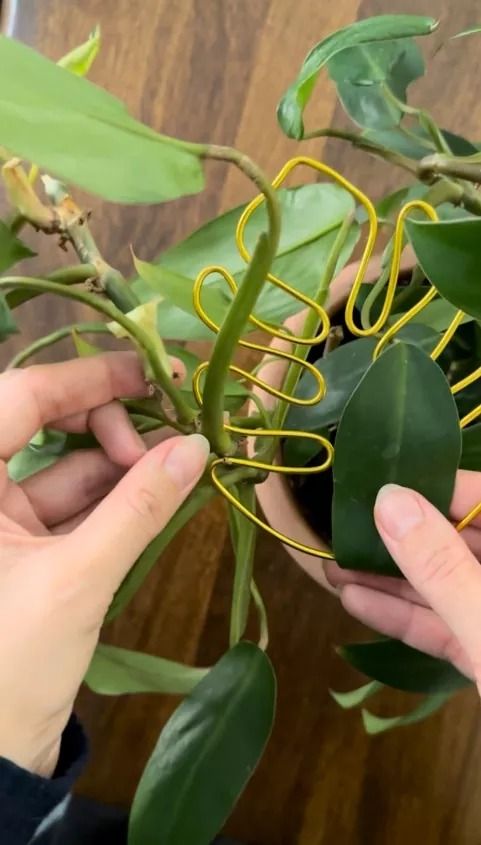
[
  {"x1": 0, "y1": 36, "x2": 204, "y2": 203},
  {"x1": 277, "y1": 15, "x2": 437, "y2": 139},
  {"x1": 332, "y1": 343, "x2": 461, "y2": 574},
  {"x1": 328, "y1": 38, "x2": 424, "y2": 130},
  {"x1": 85, "y1": 644, "x2": 207, "y2": 696},
  {"x1": 339, "y1": 639, "x2": 471, "y2": 693},
  {"x1": 461, "y1": 423, "x2": 481, "y2": 470},
  {"x1": 406, "y1": 217, "x2": 481, "y2": 320},
  {"x1": 128, "y1": 642, "x2": 276, "y2": 845}
]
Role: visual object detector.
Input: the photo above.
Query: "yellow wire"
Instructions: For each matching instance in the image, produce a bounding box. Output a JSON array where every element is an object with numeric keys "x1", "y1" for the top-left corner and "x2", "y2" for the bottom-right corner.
[{"x1": 191, "y1": 155, "x2": 481, "y2": 556}]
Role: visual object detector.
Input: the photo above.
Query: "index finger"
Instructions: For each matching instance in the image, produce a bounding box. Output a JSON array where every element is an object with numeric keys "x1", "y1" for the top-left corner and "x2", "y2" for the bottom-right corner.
[{"x1": 0, "y1": 352, "x2": 149, "y2": 459}]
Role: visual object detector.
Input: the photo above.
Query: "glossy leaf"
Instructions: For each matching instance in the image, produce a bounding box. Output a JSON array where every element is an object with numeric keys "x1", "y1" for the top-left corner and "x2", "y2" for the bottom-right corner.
[
  {"x1": 406, "y1": 217, "x2": 481, "y2": 321},
  {"x1": 362, "y1": 126, "x2": 478, "y2": 159},
  {"x1": 277, "y1": 15, "x2": 437, "y2": 139},
  {"x1": 330, "y1": 680, "x2": 383, "y2": 709},
  {"x1": 339, "y1": 639, "x2": 471, "y2": 693},
  {"x1": 85, "y1": 644, "x2": 207, "y2": 696},
  {"x1": 58, "y1": 25, "x2": 101, "y2": 76},
  {"x1": 132, "y1": 184, "x2": 356, "y2": 339},
  {"x1": 461, "y1": 423, "x2": 481, "y2": 470},
  {"x1": 408, "y1": 299, "x2": 473, "y2": 331},
  {"x1": 328, "y1": 39, "x2": 424, "y2": 130},
  {"x1": 362, "y1": 691, "x2": 455, "y2": 734},
  {"x1": 128, "y1": 642, "x2": 276, "y2": 845},
  {"x1": 332, "y1": 344, "x2": 461, "y2": 574},
  {"x1": 0, "y1": 220, "x2": 35, "y2": 272},
  {"x1": 0, "y1": 36, "x2": 204, "y2": 203}
]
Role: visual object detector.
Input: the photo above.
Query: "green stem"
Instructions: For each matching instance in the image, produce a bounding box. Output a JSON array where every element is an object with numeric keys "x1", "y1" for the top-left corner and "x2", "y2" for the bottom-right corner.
[
  {"x1": 273, "y1": 213, "x2": 353, "y2": 433},
  {"x1": 43, "y1": 177, "x2": 139, "y2": 313},
  {"x1": 0, "y1": 276, "x2": 196, "y2": 425},
  {"x1": 199, "y1": 145, "x2": 281, "y2": 454},
  {"x1": 228, "y1": 484, "x2": 257, "y2": 647},
  {"x1": 7, "y1": 321, "x2": 111, "y2": 368},
  {"x1": 303, "y1": 127, "x2": 419, "y2": 176},
  {"x1": 360, "y1": 264, "x2": 390, "y2": 331},
  {"x1": 7, "y1": 263, "x2": 97, "y2": 309}
]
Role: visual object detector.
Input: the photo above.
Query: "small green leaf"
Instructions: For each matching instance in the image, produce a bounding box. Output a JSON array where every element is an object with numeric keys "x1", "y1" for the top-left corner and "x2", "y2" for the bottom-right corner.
[
  {"x1": 71, "y1": 328, "x2": 101, "y2": 357},
  {"x1": 362, "y1": 691, "x2": 455, "y2": 734},
  {"x1": 128, "y1": 642, "x2": 276, "y2": 845},
  {"x1": 406, "y1": 217, "x2": 481, "y2": 321},
  {"x1": 0, "y1": 220, "x2": 35, "y2": 272},
  {"x1": 339, "y1": 639, "x2": 471, "y2": 693},
  {"x1": 0, "y1": 294, "x2": 17, "y2": 341},
  {"x1": 332, "y1": 344, "x2": 461, "y2": 574},
  {"x1": 8, "y1": 429, "x2": 68, "y2": 482},
  {"x1": 85, "y1": 643, "x2": 208, "y2": 696},
  {"x1": 0, "y1": 35, "x2": 204, "y2": 203},
  {"x1": 408, "y1": 299, "x2": 473, "y2": 331},
  {"x1": 228, "y1": 486, "x2": 257, "y2": 647},
  {"x1": 461, "y1": 423, "x2": 481, "y2": 470},
  {"x1": 330, "y1": 680, "x2": 383, "y2": 709},
  {"x1": 58, "y1": 25, "x2": 101, "y2": 76},
  {"x1": 277, "y1": 15, "x2": 437, "y2": 139},
  {"x1": 328, "y1": 39, "x2": 424, "y2": 130}
]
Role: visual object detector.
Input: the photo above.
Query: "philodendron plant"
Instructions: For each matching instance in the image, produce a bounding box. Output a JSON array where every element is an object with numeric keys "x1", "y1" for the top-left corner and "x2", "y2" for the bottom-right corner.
[{"x1": 3, "y1": 12, "x2": 481, "y2": 843}]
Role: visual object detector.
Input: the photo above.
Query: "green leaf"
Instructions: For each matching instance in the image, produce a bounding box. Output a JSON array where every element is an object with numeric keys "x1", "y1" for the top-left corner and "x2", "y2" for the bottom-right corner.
[
  {"x1": 8, "y1": 428, "x2": 68, "y2": 482},
  {"x1": 362, "y1": 691, "x2": 455, "y2": 734},
  {"x1": 0, "y1": 294, "x2": 17, "y2": 341},
  {"x1": 85, "y1": 643, "x2": 207, "y2": 696},
  {"x1": 128, "y1": 642, "x2": 276, "y2": 845},
  {"x1": 58, "y1": 24, "x2": 101, "y2": 76},
  {"x1": 287, "y1": 338, "x2": 377, "y2": 432},
  {"x1": 328, "y1": 39, "x2": 424, "y2": 130},
  {"x1": 356, "y1": 186, "x2": 411, "y2": 225},
  {"x1": 332, "y1": 344, "x2": 461, "y2": 574},
  {"x1": 0, "y1": 36, "x2": 204, "y2": 203},
  {"x1": 330, "y1": 680, "x2": 383, "y2": 709},
  {"x1": 132, "y1": 183, "x2": 357, "y2": 339},
  {"x1": 406, "y1": 217, "x2": 481, "y2": 321},
  {"x1": 339, "y1": 639, "x2": 471, "y2": 693},
  {"x1": 277, "y1": 15, "x2": 437, "y2": 139},
  {"x1": 408, "y1": 299, "x2": 473, "y2": 331},
  {"x1": 461, "y1": 423, "x2": 481, "y2": 470},
  {"x1": 362, "y1": 126, "x2": 478, "y2": 159},
  {"x1": 107, "y1": 483, "x2": 215, "y2": 620},
  {"x1": 0, "y1": 220, "x2": 35, "y2": 271},
  {"x1": 71, "y1": 328, "x2": 101, "y2": 357}
]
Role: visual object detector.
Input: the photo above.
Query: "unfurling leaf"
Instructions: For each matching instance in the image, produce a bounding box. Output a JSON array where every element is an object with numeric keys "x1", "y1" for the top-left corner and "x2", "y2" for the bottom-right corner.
[
  {"x1": 330, "y1": 680, "x2": 383, "y2": 709},
  {"x1": 332, "y1": 344, "x2": 461, "y2": 574},
  {"x1": 128, "y1": 643, "x2": 276, "y2": 845},
  {"x1": 277, "y1": 15, "x2": 437, "y2": 139}
]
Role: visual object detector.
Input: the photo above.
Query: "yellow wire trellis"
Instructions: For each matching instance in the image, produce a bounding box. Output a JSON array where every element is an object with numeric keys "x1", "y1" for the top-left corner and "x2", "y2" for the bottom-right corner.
[{"x1": 192, "y1": 155, "x2": 481, "y2": 559}]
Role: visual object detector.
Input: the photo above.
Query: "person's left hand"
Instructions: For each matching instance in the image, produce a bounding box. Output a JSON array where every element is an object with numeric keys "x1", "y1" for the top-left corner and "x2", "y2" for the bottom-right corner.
[{"x1": 0, "y1": 352, "x2": 209, "y2": 777}]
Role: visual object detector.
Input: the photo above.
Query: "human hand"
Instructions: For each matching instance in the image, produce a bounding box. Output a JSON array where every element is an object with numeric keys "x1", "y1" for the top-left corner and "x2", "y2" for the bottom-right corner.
[
  {"x1": 0, "y1": 353, "x2": 209, "y2": 776},
  {"x1": 325, "y1": 471, "x2": 481, "y2": 692}
]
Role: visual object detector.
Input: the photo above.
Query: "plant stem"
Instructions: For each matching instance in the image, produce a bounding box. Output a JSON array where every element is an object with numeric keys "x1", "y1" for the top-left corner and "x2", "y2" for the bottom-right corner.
[
  {"x1": 272, "y1": 213, "x2": 353, "y2": 433},
  {"x1": 303, "y1": 127, "x2": 419, "y2": 176},
  {"x1": 42, "y1": 177, "x2": 139, "y2": 313},
  {"x1": 7, "y1": 263, "x2": 97, "y2": 309},
  {"x1": 0, "y1": 276, "x2": 196, "y2": 424},
  {"x1": 228, "y1": 484, "x2": 257, "y2": 647},
  {"x1": 7, "y1": 321, "x2": 111, "y2": 368},
  {"x1": 199, "y1": 145, "x2": 281, "y2": 454}
]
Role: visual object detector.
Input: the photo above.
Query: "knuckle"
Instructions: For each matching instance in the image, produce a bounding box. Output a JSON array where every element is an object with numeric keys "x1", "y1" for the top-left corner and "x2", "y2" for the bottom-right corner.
[
  {"x1": 127, "y1": 484, "x2": 166, "y2": 528},
  {"x1": 418, "y1": 543, "x2": 464, "y2": 589}
]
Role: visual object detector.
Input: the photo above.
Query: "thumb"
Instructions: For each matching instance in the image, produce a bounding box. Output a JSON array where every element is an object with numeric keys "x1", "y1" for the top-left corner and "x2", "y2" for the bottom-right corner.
[
  {"x1": 374, "y1": 483, "x2": 481, "y2": 671},
  {"x1": 67, "y1": 433, "x2": 210, "y2": 589}
]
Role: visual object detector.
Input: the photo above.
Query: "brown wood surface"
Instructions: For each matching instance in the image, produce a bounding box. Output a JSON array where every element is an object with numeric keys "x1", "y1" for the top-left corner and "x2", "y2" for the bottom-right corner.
[{"x1": 3, "y1": 1, "x2": 481, "y2": 842}]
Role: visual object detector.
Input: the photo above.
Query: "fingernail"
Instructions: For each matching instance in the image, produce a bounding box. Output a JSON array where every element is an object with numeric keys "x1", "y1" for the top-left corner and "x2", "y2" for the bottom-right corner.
[
  {"x1": 375, "y1": 484, "x2": 424, "y2": 541},
  {"x1": 163, "y1": 434, "x2": 210, "y2": 490}
]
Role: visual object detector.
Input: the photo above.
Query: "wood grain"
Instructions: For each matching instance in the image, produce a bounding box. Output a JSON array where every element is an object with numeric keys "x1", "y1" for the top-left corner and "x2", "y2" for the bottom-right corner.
[{"x1": 3, "y1": 1, "x2": 481, "y2": 843}]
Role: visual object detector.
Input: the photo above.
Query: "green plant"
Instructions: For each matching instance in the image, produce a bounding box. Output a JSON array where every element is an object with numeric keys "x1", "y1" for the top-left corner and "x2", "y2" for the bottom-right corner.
[{"x1": 2, "y1": 14, "x2": 481, "y2": 843}]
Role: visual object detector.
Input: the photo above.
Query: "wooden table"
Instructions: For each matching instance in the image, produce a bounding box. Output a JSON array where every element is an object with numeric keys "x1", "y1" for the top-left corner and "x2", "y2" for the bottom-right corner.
[{"x1": 3, "y1": 1, "x2": 481, "y2": 842}]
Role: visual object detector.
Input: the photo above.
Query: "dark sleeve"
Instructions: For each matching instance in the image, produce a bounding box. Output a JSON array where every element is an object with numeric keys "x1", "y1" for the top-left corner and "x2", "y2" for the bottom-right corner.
[{"x1": 0, "y1": 715, "x2": 88, "y2": 845}]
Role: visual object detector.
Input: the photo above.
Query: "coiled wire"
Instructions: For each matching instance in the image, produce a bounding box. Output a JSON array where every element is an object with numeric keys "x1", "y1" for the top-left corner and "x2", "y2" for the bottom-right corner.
[{"x1": 191, "y1": 156, "x2": 481, "y2": 558}]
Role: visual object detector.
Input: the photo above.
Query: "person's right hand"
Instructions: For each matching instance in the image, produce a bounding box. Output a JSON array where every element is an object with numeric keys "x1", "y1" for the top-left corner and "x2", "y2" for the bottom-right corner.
[{"x1": 325, "y1": 471, "x2": 481, "y2": 692}]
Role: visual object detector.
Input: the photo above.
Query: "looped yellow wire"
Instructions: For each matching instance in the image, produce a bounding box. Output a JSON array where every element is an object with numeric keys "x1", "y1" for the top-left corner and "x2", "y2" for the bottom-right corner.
[{"x1": 191, "y1": 155, "x2": 481, "y2": 555}]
